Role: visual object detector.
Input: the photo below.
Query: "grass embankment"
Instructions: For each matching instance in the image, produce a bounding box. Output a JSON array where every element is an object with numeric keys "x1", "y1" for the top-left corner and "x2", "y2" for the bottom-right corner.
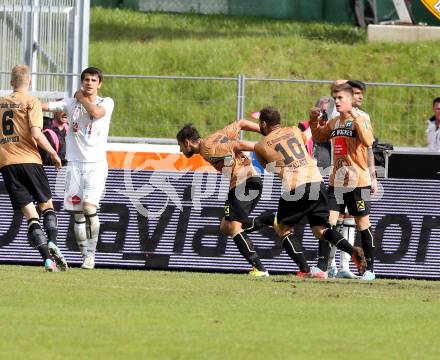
[
  {"x1": 90, "y1": 7, "x2": 440, "y2": 146},
  {"x1": 1, "y1": 265, "x2": 439, "y2": 359}
]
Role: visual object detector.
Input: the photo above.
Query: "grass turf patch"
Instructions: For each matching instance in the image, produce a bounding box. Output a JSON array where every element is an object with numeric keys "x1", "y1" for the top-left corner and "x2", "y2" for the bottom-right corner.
[
  {"x1": 89, "y1": 8, "x2": 440, "y2": 146},
  {"x1": 1, "y1": 265, "x2": 439, "y2": 359}
]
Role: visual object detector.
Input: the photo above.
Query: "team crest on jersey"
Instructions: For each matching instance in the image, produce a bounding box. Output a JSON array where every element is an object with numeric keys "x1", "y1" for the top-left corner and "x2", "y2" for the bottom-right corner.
[
  {"x1": 356, "y1": 200, "x2": 365, "y2": 211},
  {"x1": 345, "y1": 121, "x2": 353, "y2": 129}
]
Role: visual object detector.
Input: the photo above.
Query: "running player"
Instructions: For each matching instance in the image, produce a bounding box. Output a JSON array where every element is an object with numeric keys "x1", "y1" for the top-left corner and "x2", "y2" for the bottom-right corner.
[
  {"x1": 310, "y1": 82, "x2": 376, "y2": 280},
  {"x1": 252, "y1": 106, "x2": 367, "y2": 278},
  {"x1": 0, "y1": 64, "x2": 67, "y2": 272},
  {"x1": 176, "y1": 120, "x2": 269, "y2": 277},
  {"x1": 42, "y1": 67, "x2": 114, "y2": 269}
]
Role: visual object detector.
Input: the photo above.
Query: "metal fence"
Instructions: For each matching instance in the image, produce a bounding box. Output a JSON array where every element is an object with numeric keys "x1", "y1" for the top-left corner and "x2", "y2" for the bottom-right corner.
[
  {"x1": 0, "y1": 71, "x2": 438, "y2": 147},
  {"x1": 0, "y1": 0, "x2": 89, "y2": 98},
  {"x1": 103, "y1": 74, "x2": 439, "y2": 147}
]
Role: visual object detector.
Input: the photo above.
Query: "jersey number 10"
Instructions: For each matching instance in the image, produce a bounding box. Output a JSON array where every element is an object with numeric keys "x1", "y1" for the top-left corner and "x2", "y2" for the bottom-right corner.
[{"x1": 274, "y1": 137, "x2": 305, "y2": 165}]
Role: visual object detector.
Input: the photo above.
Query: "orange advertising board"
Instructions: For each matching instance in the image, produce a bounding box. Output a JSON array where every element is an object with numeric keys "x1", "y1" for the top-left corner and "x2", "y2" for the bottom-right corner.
[{"x1": 107, "y1": 151, "x2": 216, "y2": 172}]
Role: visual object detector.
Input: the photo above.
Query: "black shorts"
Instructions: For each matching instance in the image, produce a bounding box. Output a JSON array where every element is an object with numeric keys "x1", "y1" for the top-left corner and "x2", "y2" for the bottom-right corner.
[
  {"x1": 327, "y1": 186, "x2": 371, "y2": 216},
  {"x1": 1, "y1": 163, "x2": 52, "y2": 210},
  {"x1": 277, "y1": 182, "x2": 329, "y2": 228},
  {"x1": 224, "y1": 177, "x2": 262, "y2": 222}
]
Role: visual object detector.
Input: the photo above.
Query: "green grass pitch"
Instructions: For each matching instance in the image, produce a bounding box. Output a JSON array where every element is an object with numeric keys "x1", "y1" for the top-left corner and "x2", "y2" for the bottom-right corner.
[{"x1": 1, "y1": 265, "x2": 439, "y2": 359}]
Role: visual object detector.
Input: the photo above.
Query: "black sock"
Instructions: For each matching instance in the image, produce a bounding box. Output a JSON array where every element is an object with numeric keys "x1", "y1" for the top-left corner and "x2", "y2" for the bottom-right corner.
[
  {"x1": 281, "y1": 234, "x2": 310, "y2": 273},
  {"x1": 242, "y1": 213, "x2": 275, "y2": 233},
  {"x1": 28, "y1": 219, "x2": 51, "y2": 261},
  {"x1": 232, "y1": 231, "x2": 266, "y2": 271},
  {"x1": 360, "y1": 227, "x2": 375, "y2": 271},
  {"x1": 317, "y1": 240, "x2": 331, "y2": 271},
  {"x1": 323, "y1": 228, "x2": 353, "y2": 256},
  {"x1": 42, "y1": 208, "x2": 58, "y2": 244}
]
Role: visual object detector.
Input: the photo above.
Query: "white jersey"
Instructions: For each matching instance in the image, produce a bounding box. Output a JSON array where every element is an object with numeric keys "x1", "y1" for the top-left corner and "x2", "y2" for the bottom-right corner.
[
  {"x1": 48, "y1": 97, "x2": 114, "y2": 162},
  {"x1": 426, "y1": 118, "x2": 440, "y2": 152}
]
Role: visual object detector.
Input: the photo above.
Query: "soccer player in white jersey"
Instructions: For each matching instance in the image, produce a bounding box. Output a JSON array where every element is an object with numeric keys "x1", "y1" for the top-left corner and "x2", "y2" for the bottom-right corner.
[{"x1": 42, "y1": 67, "x2": 114, "y2": 269}]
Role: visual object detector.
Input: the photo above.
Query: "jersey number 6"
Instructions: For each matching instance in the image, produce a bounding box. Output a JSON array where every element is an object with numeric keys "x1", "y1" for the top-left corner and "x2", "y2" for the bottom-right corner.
[{"x1": 2, "y1": 111, "x2": 14, "y2": 136}]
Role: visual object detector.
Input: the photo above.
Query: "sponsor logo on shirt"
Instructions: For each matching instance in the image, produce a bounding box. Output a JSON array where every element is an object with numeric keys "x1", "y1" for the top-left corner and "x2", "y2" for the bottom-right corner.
[
  {"x1": 334, "y1": 137, "x2": 348, "y2": 156},
  {"x1": 331, "y1": 128, "x2": 355, "y2": 137}
]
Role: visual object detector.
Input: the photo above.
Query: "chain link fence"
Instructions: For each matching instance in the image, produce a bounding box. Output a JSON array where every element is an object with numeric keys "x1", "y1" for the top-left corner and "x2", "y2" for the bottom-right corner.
[
  {"x1": 0, "y1": 71, "x2": 438, "y2": 147},
  {"x1": 0, "y1": 0, "x2": 89, "y2": 97}
]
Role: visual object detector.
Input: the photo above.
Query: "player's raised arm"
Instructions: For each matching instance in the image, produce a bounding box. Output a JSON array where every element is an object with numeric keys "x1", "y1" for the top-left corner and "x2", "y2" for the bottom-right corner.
[
  {"x1": 232, "y1": 140, "x2": 256, "y2": 152},
  {"x1": 42, "y1": 100, "x2": 65, "y2": 113},
  {"x1": 236, "y1": 119, "x2": 261, "y2": 133},
  {"x1": 309, "y1": 107, "x2": 332, "y2": 142},
  {"x1": 74, "y1": 90, "x2": 106, "y2": 119},
  {"x1": 351, "y1": 109, "x2": 374, "y2": 147}
]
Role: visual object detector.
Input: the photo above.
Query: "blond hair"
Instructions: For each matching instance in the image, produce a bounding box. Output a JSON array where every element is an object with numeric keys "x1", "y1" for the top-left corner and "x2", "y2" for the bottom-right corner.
[
  {"x1": 332, "y1": 83, "x2": 353, "y2": 97},
  {"x1": 330, "y1": 79, "x2": 348, "y2": 93},
  {"x1": 11, "y1": 64, "x2": 31, "y2": 88}
]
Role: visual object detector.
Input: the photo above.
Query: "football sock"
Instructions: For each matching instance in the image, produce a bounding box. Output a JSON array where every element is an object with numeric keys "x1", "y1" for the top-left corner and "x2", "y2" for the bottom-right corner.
[
  {"x1": 360, "y1": 227, "x2": 375, "y2": 271},
  {"x1": 232, "y1": 231, "x2": 266, "y2": 271},
  {"x1": 317, "y1": 240, "x2": 331, "y2": 271},
  {"x1": 242, "y1": 212, "x2": 276, "y2": 233},
  {"x1": 42, "y1": 208, "x2": 58, "y2": 245},
  {"x1": 28, "y1": 218, "x2": 51, "y2": 261},
  {"x1": 281, "y1": 233, "x2": 310, "y2": 273},
  {"x1": 327, "y1": 219, "x2": 343, "y2": 269},
  {"x1": 74, "y1": 213, "x2": 87, "y2": 257},
  {"x1": 340, "y1": 217, "x2": 356, "y2": 271},
  {"x1": 84, "y1": 209, "x2": 100, "y2": 255},
  {"x1": 323, "y1": 228, "x2": 353, "y2": 256}
]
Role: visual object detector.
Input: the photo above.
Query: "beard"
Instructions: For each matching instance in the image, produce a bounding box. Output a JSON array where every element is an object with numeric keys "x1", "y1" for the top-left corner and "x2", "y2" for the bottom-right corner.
[{"x1": 183, "y1": 150, "x2": 194, "y2": 158}]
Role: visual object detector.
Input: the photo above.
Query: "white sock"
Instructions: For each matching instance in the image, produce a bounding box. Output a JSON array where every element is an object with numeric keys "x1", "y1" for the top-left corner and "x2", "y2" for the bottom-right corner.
[
  {"x1": 84, "y1": 209, "x2": 100, "y2": 256},
  {"x1": 74, "y1": 213, "x2": 87, "y2": 257},
  {"x1": 339, "y1": 217, "x2": 356, "y2": 271}
]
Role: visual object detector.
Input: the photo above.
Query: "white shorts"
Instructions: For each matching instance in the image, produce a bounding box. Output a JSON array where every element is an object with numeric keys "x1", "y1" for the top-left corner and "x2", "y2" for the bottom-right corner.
[{"x1": 64, "y1": 160, "x2": 108, "y2": 212}]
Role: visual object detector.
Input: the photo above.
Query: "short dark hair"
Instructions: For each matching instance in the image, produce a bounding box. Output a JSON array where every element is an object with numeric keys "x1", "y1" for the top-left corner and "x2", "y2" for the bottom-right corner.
[
  {"x1": 332, "y1": 83, "x2": 353, "y2": 96},
  {"x1": 347, "y1": 80, "x2": 366, "y2": 92},
  {"x1": 433, "y1": 97, "x2": 440, "y2": 106},
  {"x1": 176, "y1": 124, "x2": 201, "y2": 143},
  {"x1": 259, "y1": 107, "x2": 280, "y2": 126},
  {"x1": 81, "y1": 67, "x2": 103, "y2": 82}
]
